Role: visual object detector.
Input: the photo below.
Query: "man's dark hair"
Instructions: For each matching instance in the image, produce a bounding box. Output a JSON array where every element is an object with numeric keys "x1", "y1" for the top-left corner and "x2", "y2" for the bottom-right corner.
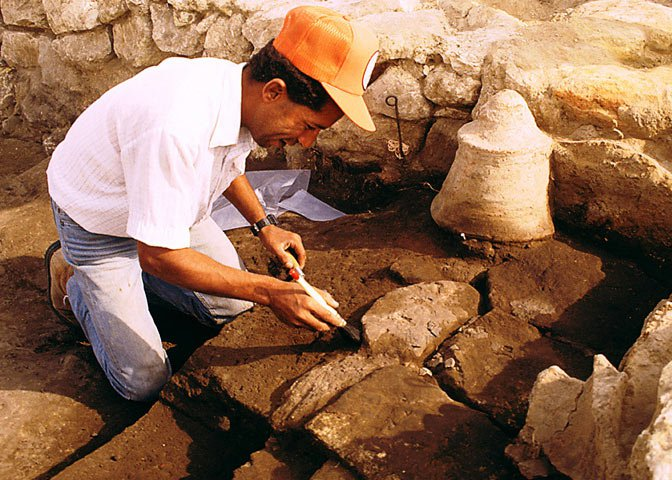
[{"x1": 248, "y1": 40, "x2": 331, "y2": 111}]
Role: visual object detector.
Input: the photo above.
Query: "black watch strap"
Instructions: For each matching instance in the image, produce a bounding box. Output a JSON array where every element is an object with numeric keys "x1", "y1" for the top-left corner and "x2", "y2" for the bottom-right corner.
[{"x1": 250, "y1": 214, "x2": 278, "y2": 236}]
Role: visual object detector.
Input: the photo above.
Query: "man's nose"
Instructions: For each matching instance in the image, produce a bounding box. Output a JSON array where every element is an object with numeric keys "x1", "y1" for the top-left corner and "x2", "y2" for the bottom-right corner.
[{"x1": 298, "y1": 129, "x2": 320, "y2": 147}]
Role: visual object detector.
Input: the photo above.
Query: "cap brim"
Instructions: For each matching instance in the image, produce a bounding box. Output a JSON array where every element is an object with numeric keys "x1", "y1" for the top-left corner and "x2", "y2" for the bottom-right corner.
[{"x1": 322, "y1": 83, "x2": 376, "y2": 132}]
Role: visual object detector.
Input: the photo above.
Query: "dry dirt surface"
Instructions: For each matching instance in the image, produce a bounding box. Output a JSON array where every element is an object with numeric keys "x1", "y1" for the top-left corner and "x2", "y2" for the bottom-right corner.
[{"x1": 1, "y1": 137, "x2": 668, "y2": 479}]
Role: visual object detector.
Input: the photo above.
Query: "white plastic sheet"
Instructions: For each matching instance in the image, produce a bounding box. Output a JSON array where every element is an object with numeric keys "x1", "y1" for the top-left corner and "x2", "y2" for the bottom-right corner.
[{"x1": 211, "y1": 170, "x2": 346, "y2": 231}]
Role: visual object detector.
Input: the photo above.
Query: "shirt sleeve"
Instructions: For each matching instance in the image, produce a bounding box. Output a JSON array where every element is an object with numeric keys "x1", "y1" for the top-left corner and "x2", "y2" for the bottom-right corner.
[{"x1": 120, "y1": 128, "x2": 199, "y2": 249}]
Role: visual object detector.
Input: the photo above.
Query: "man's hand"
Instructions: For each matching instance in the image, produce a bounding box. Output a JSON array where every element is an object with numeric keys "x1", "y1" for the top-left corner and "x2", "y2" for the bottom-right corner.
[
  {"x1": 266, "y1": 280, "x2": 344, "y2": 331},
  {"x1": 258, "y1": 224, "x2": 306, "y2": 269}
]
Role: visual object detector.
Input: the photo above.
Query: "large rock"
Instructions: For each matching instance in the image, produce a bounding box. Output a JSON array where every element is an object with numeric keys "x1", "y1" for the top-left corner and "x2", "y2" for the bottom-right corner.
[
  {"x1": 431, "y1": 89, "x2": 555, "y2": 242},
  {"x1": 113, "y1": 8, "x2": 168, "y2": 68},
  {"x1": 271, "y1": 352, "x2": 394, "y2": 431},
  {"x1": 424, "y1": 63, "x2": 481, "y2": 108},
  {"x1": 553, "y1": 139, "x2": 672, "y2": 264},
  {"x1": 52, "y1": 28, "x2": 113, "y2": 67},
  {"x1": 306, "y1": 365, "x2": 515, "y2": 479},
  {"x1": 310, "y1": 460, "x2": 357, "y2": 480},
  {"x1": 0, "y1": 31, "x2": 48, "y2": 68},
  {"x1": 42, "y1": 0, "x2": 102, "y2": 34},
  {"x1": 232, "y1": 436, "x2": 325, "y2": 480},
  {"x1": 434, "y1": 308, "x2": 592, "y2": 430},
  {"x1": 1, "y1": 0, "x2": 49, "y2": 28},
  {"x1": 366, "y1": 65, "x2": 432, "y2": 121},
  {"x1": 97, "y1": 0, "x2": 129, "y2": 23},
  {"x1": 361, "y1": 281, "x2": 480, "y2": 364},
  {"x1": 389, "y1": 252, "x2": 488, "y2": 285},
  {"x1": 629, "y1": 360, "x2": 672, "y2": 480}
]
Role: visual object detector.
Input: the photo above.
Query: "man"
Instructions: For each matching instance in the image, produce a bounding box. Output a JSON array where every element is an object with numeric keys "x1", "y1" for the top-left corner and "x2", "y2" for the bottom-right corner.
[{"x1": 45, "y1": 6, "x2": 379, "y2": 401}]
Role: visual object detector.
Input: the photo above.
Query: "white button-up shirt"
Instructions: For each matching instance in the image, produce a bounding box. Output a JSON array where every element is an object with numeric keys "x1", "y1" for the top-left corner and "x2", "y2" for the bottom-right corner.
[{"x1": 47, "y1": 57, "x2": 256, "y2": 249}]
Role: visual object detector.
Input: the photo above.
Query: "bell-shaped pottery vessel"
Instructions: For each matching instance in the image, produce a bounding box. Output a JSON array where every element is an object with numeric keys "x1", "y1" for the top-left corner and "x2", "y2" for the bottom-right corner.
[{"x1": 431, "y1": 90, "x2": 555, "y2": 242}]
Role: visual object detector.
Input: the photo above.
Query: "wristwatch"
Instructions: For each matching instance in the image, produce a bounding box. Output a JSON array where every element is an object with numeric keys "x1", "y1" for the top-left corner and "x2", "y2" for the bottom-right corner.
[{"x1": 250, "y1": 214, "x2": 278, "y2": 236}]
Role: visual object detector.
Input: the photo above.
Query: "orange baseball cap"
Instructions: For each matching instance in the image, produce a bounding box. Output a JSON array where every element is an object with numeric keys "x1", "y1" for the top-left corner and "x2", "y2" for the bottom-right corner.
[{"x1": 273, "y1": 6, "x2": 379, "y2": 132}]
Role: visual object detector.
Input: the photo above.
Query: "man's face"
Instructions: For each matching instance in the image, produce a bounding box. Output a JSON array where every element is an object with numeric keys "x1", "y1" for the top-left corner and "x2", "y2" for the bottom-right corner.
[{"x1": 248, "y1": 80, "x2": 344, "y2": 149}]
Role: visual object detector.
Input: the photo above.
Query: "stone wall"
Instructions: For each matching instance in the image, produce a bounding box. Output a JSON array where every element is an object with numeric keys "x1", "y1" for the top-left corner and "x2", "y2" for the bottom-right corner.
[{"x1": 1, "y1": 0, "x2": 671, "y2": 267}]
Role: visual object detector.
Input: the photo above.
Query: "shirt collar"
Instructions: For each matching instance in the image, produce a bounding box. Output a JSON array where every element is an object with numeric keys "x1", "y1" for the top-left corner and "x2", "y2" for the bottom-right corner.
[{"x1": 209, "y1": 62, "x2": 250, "y2": 149}]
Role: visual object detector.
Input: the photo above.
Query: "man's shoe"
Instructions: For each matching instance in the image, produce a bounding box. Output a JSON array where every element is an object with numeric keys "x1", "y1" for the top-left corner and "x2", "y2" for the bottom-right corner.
[{"x1": 45, "y1": 240, "x2": 78, "y2": 327}]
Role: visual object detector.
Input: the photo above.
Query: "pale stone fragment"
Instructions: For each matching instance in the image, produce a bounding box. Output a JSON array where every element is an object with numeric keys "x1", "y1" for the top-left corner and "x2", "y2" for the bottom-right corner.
[
  {"x1": 53, "y1": 28, "x2": 112, "y2": 66},
  {"x1": 203, "y1": 14, "x2": 253, "y2": 63},
  {"x1": 1, "y1": 0, "x2": 49, "y2": 28},
  {"x1": 619, "y1": 296, "x2": 672, "y2": 459},
  {"x1": 431, "y1": 89, "x2": 554, "y2": 242},
  {"x1": 424, "y1": 64, "x2": 481, "y2": 107},
  {"x1": 366, "y1": 65, "x2": 432, "y2": 121},
  {"x1": 168, "y1": 0, "x2": 210, "y2": 11},
  {"x1": 271, "y1": 352, "x2": 394, "y2": 431},
  {"x1": 43, "y1": 0, "x2": 102, "y2": 34},
  {"x1": 630, "y1": 360, "x2": 672, "y2": 480},
  {"x1": 1, "y1": 31, "x2": 48, "y2": 68},
  {"x1": 361, "y1": 281, "x2": 479, "y2": 363},
  {"x1": 113, "y1": 8, "x2": 167, "y2": 68},
  {"x1": 97, "y1": 0, "x2": 128, "y2": 23},
  {"x1": 150, "y1": 2, "x2": 215, "y2": 56}
]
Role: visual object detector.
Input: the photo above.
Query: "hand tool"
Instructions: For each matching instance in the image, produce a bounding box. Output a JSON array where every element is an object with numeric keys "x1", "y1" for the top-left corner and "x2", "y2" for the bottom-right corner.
[{"x1": 285, "y1": 252, "x2": 361, "y2": 343}]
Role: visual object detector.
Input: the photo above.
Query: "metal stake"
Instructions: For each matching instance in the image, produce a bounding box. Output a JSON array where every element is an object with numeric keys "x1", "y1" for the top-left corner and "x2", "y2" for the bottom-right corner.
[{"x1": 386, "y1": 95, "x2": 407, "y2": 163}]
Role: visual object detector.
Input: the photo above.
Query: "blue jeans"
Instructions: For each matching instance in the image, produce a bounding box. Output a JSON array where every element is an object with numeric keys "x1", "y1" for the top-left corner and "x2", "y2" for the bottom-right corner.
[{"x1": 51, "y1": 200, "x2": 253, "y2": 401}]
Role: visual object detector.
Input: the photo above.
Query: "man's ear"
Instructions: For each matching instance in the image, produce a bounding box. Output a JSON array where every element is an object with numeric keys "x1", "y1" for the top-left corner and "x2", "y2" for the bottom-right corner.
[{"x1": 261, "y1": 78, "x2": 287, "y2": 103}]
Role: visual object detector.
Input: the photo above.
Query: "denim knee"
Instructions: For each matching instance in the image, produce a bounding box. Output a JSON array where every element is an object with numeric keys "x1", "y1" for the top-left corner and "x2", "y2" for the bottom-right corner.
[
  {"x1": 111, "y1": 358, "x2": 171, "y2": 402},
  {"x1": 208, "y1": 298, "x2": 254, "y2": 326}
]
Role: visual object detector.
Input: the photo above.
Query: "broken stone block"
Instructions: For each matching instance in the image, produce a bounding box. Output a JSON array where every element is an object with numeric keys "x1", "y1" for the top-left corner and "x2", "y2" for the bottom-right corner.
[
  {"x1": 431, "y1": 89, "x2": 555, "y2": 242},
  {"x1": 361, "y1": 281, "x2": 480, "y2": 364},
  {"x1": 306, "y1": 365, "x2": 514, "y2": 479},
  {"x1": 487, "y1": 239, "x2": 667, "y2": 361},
  {"x1": 271, "y1": 352, "x2": 395, "y2": 431},
  {"x1": 434, "y1": 308, "x2": 592, "y2": 431},
  {"x1": 424, "y1": 64, "x2": 481, "y2": 108},
  {"x1": 366, "y1": 65, "x2": 432, "y2": 121},
  {"x1": 1, "y1": 31, "x2": 48, "y2": 68},
  {"x1": 203, "y1": 14, "x2": 253, "y2": 63},
  {"x1": 310, "y1": 460, "x2": 357, "y2": 480},
  {"x1": 150, "y1": 2, "x2": 214, "y2": 56}
]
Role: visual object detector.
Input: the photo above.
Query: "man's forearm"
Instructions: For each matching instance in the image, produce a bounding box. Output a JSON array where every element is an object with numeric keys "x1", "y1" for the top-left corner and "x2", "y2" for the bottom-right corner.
[
  {"x1": 223, "y1": 174, "x2": 267, "y2": 224},
  {"x1": 137, "y1": 241, "x2": 278, "y2": 305}
]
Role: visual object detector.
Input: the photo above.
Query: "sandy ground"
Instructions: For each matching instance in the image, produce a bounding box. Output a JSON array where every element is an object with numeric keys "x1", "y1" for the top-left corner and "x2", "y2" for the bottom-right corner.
[{"x1": 1, "y1": 137, "x2": 668, "y2": 478}]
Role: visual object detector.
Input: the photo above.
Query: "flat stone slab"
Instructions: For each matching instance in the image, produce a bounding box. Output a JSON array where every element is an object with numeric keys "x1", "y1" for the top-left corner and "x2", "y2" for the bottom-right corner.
[
  {"x1": 271, "y1": 352, "x2": 395, "y2": 431},
  {"x1": 433, "y1": 309, "x2": 593, "y2": 431},
  {"x1": 306, "y1": 365, "x2": 514, "y2": 479},
  {"x1": 486, "y1": 239, "x2": 667, "y2": 361},
  {"x1": 233, "y1": 436, "x2": 324, "y2": 480},
  {"x1": 362, "y1": 281, "x2": 480, "y2": 364},
  {"x1": 389, "y1": 253, "x2": 488, "y2": 285},
  {"x1": 310, "y1": 460, "x2": 358, "y2": 480}
]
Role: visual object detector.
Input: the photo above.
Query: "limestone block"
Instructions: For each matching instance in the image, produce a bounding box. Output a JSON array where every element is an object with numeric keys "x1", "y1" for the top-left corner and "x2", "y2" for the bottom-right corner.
[
  {"x1": 434, "y1": 308, "x2": 592, "y2": 430},
  {"x1": 630, "y1": 360, "x2": 672, "y2": 480},
  {"x1": 619, "y1": 295, "x2": 672, "y2": 458},
  {"x1": 203, "y1": 14, "x2": 253, "y2": 63},
  {"x1": 431, "y1": 89, "x2": 554, "y2": 242},
  {"x1": 53, "y1": 28, "x2": 112, "y2": 67},
  {"x1": 310, "y1": 460, "x2": 357, "y2": 480},
  {"x1": 438, "y1": 0, "x2": 528, "y2": 28},
  {"x1": 571, "y1": 0, "x2": 672, "y2": 31},
  {"x1": 43, "y1": 0, "x2": 102, "y2": 34},
  {"x1": 424, "y1": 64, "x2": 480, "y2": 107},
  {"x1": 361, "y1": 281, "x2": 479, "y2": 364},
  {"x1": 366, "y1": 65, "x2": 432, "y2": 121},
  {"x1": 168, "y1": 0, "x2": 210, "y2": 13},
  {"x1": 359, "y1": 10, "x2": 454, "y2": 63},
  {"x1": 240, "y1": 5, "x2": 287, "y2": 52},
  {"x1": 113, "y1": 8, "x2": 167, "y2": 68},
  {"x1": 1, "y1": 30, "x2": 47, "y2": 68},
  {"x1": 0, "y1": 64, "x2": 16, "y2": 122},
  {"x1": 1, "y1": 0, "x2": 48, "y2": 28},
  {"x1": 97, "y1": 0, "x2": 129, "y2": 23},
  {"x1": 150, "y1": 2, "x2": 216, "y2": 56},
  {"x1": 306, "y1": 365, "x2": 514, "y2": 479},
  {"x1": 553, "y1": 139, "x2": 672, "y2": 258},
  {"x1": 271, "y1": 352, "x2": 394, "y2": 431}
]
